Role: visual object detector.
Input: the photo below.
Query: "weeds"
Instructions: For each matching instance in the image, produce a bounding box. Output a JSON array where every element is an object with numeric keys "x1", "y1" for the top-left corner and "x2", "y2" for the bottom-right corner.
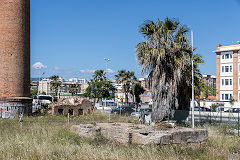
[{"x1": 0, "y1": 115, "x2": 240, "y2": 159}]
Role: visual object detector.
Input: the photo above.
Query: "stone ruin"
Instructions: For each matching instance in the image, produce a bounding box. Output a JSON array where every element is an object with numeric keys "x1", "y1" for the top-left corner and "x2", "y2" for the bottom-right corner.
[
  {"x1": 71, "y1": 123, "x2": 208, "y2": 145},
  {"x1": 50, "y1": 97, "x2": 95, "y2": 116}
]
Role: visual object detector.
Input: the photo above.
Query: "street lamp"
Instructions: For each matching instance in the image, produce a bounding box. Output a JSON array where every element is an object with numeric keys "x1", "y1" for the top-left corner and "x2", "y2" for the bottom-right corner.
[
  {"x1": 104, "y1": 58, "x2": 111, "y2": 110},
  {"x1": 191, "y1": 30, "x2": 195, "y2": 128},
  {"x1": 104, "y1": 58, "x2": 111, "y2": 77}
]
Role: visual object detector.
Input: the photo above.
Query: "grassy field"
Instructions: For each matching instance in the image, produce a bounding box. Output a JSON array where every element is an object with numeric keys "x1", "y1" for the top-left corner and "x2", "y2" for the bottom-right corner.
[{"x1": 0, "y1": 114, "x2": 240, "y2": 160}]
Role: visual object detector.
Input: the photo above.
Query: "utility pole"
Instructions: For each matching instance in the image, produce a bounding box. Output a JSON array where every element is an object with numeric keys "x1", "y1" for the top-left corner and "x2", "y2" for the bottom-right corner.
[{"x1": 191, "y1": 30, "x2": 195, "y2": 128}]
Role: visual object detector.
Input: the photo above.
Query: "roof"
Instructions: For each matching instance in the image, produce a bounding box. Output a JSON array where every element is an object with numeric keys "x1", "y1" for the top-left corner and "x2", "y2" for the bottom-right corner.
[{"x1": 213, "y1": 44, "x2": 240, "y2": 53}]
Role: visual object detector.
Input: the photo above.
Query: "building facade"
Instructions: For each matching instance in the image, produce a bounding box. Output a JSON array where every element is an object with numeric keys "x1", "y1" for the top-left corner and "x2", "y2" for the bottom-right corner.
[
  {"x1": 202, "y1": 75, "x2": 216, "y2": 89},
  {"x1": 214, "y1": 44, "x2": 240, "y2": 101},
  {"x1": 200, "y1": 75, "x2": 216, "y2": 100}
]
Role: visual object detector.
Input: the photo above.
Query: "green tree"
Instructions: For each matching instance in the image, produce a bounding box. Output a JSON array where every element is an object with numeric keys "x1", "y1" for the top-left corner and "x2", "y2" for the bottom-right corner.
[
  {"x1": 202, "y1": 84, "x2": 216, "y2": 99},
  {"x1": 178, "y1": 54, "x2": 204, "y2": 108},
  {"x1": 68, "y1": 83, "x2": 79, "y2": 96},
  {"x1": 229, "y1": 97, "x2": 235, "y2": 108},
  {"x1": 131, "y1": 83, "x2": 145, "y2": 108},
  {"x1": 30, "y1": 88, "x2": 38, "y2": 98},
  {"x1": 115, "y1": 70, "x2": 137, "y2": 106},
  {"x1": 50, "y1": 75, "x2": 62, "y2": 97},
  {"x1": 136, "y1": 18, "x2": 203, "y2": 122},
  {"x1": 84, "y1": 70, "x2": 115, "y2": 103}
]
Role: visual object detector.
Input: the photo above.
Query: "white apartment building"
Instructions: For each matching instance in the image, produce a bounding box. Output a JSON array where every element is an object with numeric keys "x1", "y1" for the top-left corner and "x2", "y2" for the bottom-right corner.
[
  {"x1": 38, "y1": 78, "x2": 51, "y2": 95},
  {"x1": 69, "y1": 78, "x2": 88, "y2": 84},
  {"x1": 214, "y1": 43, "x2": 240, "y2": 101}
]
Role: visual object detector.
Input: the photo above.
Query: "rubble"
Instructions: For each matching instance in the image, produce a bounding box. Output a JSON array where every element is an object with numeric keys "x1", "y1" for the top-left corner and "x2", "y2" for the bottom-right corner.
[
  {"x1": 71, "y1": 123, "x2": 208, "y2": 145},
  {"x1": 50, "y1": 97, "x2": 95, "y2": 116}
]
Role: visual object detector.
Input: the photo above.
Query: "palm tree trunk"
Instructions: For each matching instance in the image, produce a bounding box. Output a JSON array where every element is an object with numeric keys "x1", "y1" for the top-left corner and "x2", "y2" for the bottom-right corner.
[{"x1": 151, "y1": 67, "x2": 180, "y2": 122}]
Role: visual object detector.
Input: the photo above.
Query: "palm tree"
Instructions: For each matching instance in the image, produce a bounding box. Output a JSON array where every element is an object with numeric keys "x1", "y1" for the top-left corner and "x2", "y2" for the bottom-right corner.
[
  {"x1": 115, "y1": 70, "x2": 137, "y2": 106},
  {"x1": 50, "y1": 75, "x2": 62, "y2": 97},
  {"x1": 131, "y1": 83, "x2": 145, "y2": 108},
  {"x1": 178, "y1": 54, "x2": 204, "y2": 110},
  {"x1": 68, "y1": 83, "x2": 79, "y2": 96},
  {"x1": 93, "y1": 70, "x2": 106, "y2": 82},
  {"x1": 136, "y1": 18, "x2": 194, "y2": 122}
]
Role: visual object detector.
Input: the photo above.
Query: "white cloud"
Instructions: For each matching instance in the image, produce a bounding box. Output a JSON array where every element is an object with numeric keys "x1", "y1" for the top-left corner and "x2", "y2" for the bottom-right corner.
[
  {"x1": 106, "y1": 68, "x2": 115, "y2": 74},
  {"x1": 32, "y1": 62, "x2": 47, "y2": 69},
  {"x1": 80, "y1": 69, "x2": 95, "y2": 73},
  {"x1": 54, "y1": 66, "x2": 59, "y2": 70}
]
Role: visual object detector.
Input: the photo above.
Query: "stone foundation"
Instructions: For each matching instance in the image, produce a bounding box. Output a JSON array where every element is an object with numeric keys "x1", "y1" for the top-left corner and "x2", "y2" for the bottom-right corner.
[{"x1": 71, "y1": 123, "x2": 208, "y2": 145}]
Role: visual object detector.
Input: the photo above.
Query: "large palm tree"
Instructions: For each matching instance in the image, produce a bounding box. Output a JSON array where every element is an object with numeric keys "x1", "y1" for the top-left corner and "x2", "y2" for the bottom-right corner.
[
  {"x1": 115, "y1": 70, "x2": 137, "y2": 105},
  {"x1": 136, "y1": 18, "x2": 193, "y2": 122}
]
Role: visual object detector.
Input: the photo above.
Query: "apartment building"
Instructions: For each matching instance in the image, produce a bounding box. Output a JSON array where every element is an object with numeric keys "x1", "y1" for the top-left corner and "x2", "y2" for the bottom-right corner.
[
  {"x1": 214, "y1": 43, "x2": 240, "y2": 101},
  {"x1": 200, "y1": 75, "x2": 216, "y2": 100}
]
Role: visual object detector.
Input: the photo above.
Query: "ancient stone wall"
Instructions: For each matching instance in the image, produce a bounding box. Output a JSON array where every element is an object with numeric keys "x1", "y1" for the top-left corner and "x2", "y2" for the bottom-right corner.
[
  {"x1": 51, "y1": 98, "x2": 95, "y2": 116},
  {"x1": 0, "y1": 0, "x2": 30, "y2": 98}
]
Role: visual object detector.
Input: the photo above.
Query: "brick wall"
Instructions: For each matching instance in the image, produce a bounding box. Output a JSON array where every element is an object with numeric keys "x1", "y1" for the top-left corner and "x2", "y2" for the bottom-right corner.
[
  {"x1": 0, "y1": 0, "x2": 30, "y2": 97},
  {"x1": 233, "y1": 50, "x2": 239, "y2": 101}
]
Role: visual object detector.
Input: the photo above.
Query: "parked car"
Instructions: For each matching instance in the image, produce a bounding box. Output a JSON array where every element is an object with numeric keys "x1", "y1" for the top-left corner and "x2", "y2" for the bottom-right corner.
[
  {"x1": 130, "y1": 108, "x2": 152, "y2": 118},
  {"x1": 130, "y1": 112, "x2": 141, "y2": 118},
  {"x1": 224, "y1": 108, "x2": 240, "y2": 113},
  {"x1": 111, "y1": 106, "x2": 135, "y2": 115},
  {"x1": 139, "y1": 108, "x2": 152, "y2": 112}
]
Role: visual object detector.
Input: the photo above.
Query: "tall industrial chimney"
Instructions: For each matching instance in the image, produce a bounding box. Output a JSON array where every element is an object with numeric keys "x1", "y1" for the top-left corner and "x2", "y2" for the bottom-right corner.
[{"x1": 0, "y1": 0, "x2": 31, "y2": 117}]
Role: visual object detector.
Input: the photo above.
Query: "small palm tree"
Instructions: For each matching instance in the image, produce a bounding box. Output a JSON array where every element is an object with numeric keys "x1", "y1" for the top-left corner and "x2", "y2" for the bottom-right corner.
[
  {"x1": 68, "y1": 83, "x2": 79, "y2": 96},
  {"x1": 50, "y1": 75, "x2": 62, "y2": 97},
  {"x1": 93, "y1": 70, "x2": 106, "y2": 82},
  {"x1": 115, "y1": 70, "x2": 137, "y2": 106},
  {"x1": 131, "y1": 83, "x2": 145, "y2": 108}
]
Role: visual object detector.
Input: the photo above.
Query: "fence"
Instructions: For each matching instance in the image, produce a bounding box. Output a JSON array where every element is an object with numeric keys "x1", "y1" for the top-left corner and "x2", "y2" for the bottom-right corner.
[{"x1": 172, "y1": 110, "x2": 240, "y2": 125}]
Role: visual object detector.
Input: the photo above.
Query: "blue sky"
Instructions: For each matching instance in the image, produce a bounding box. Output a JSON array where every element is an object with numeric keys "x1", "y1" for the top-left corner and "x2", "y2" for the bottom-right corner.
[{"x1": 30, "y1": 0, "x2": 240, "y2": 80}]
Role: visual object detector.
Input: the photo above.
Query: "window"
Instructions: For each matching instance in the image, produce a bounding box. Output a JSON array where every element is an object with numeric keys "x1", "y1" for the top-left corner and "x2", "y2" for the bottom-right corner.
[
  {"x1": 225, "y1": 66, "x2": 229, "y2": 72},
  {"x1": 230, "y1": 66, "x2": 232, "y2": 72},
  {"x1": 230, "y1": 94, "x2": 232, "y2": 99},
  {"x1": 225, "y1": 94, "x2": 229, "y2": 100},
  {"x1": 230, "y1": 79, "x2": 232, "y2": 85},
  {"x1": 78, "y1": 109, "x2": 83, "y2": 116},
  {"x1": 230, "y1": 54, "x2": 232, "y2": 58},
  {"x1": 222, "y1": 94, "x2": 224, "y2": 100},
  {"x1": 225, "y1": 54, "x2": 229, "y2": 59},
  {"x1": 222, "y1": 79, "x2": 224, "y2": 86},
  {"x1": 225, "y1": 79, "x2": 229, "y2": 85},
  {"x1": 58, "y1": 109, "x2": 63, "y2": 115},
  {"x1": 222, "y1": 66, "x2": 224, "y2": 72},
  {"x1": 222, "y1": 55, "x2": 225, "y2": 59}
]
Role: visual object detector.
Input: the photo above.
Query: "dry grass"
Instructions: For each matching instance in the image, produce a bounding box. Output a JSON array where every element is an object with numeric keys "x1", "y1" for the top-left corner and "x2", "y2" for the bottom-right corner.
[{"x1": 0, "y1": 114, "x2": 240, "y2": 159}]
